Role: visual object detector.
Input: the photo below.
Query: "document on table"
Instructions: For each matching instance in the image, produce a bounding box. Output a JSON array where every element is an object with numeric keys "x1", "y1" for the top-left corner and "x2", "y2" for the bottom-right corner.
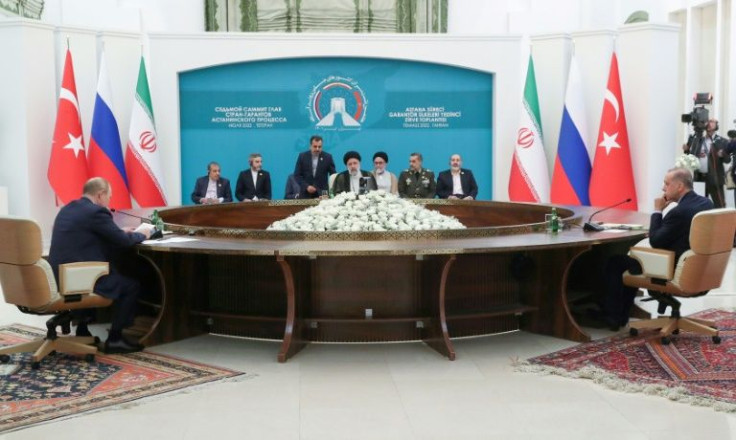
[
  {"x1": 143, "y1": 236, "x2": 199, "y2": 245},
  {"x1": 600, "y1": 223, "x2": 645, "y2": 231}
]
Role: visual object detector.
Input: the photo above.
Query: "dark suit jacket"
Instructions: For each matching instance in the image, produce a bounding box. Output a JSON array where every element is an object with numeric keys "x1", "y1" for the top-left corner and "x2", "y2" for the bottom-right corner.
[
  {"x1": 435, "y1": 169, "x2": 479, "y2": 199},
  {"x1": 686, "y1": 134, "x2": 732, "y2": 185},
  {"x1": 191, "y1": 176, "x2": 233, "y2": 204},
  {"x1": 284, "y1": 174, "x2": 301, "y2": 199},
  {"x1": 293, "y1": 151, "x2": 336, "y2": 198},
  {"x1": 726, "y1": 139, "x2": 736, "y2": 181},
  {"x1": 649, "y1": 190, "x2": 714, "y2": 262},
  {"x1": 332, "y1": 170, "x2": 377, "y2": 195},
  {"x1": 235, "y1": 169, "x2": 272, "y2": 201},
  {"x1": 47, "y1": 197, "x2": 146, "y2": 300}
]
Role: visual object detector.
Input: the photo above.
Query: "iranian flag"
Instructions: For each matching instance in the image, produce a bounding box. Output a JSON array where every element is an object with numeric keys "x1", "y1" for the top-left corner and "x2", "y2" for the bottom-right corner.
[
  {"x1": 508, "y1": 55, "x2": 550, "y2": 203},
  {"x1": 125, "y1": 56, "x2": 167, "y2": 207}
]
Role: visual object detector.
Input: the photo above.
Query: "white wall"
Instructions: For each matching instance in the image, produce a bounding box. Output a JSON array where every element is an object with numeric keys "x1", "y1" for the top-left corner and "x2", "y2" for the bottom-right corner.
[
  {"x1": 42, "y1": 0, "x2": 141, "y2": 31},
  {"x1": 449, "y1": 0, "x2": 675, "y2": 35},
  {"x1": 41, "y1": 0, "x2": 205, "y2": 33},
  {"x1": 0, "y1": 187, "x2": 7, "y2": 215},
  {"x1": 618, "y1": 24, "x2": 681, "y2": 210},
  {"x1": 0, "y1": 20, "x2": 59, "y2": 239}
]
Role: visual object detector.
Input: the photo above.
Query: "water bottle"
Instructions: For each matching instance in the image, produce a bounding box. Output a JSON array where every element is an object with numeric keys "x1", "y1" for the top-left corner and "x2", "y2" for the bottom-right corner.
[
  {"x1": 550, "y1": 207, "x2": 559, "y2": 234},
  {"x1": 151, "y1": 209, "x2": 165, "y2": 232}
]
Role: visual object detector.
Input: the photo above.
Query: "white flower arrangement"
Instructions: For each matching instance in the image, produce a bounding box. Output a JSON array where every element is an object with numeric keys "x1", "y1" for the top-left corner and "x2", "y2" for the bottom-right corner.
[
  {"x1": 268, "y1": 190, "x2": 466, "y2": 232},
  {"x1": 675, "y1": 153, "x2": 700, "y2": 173}
]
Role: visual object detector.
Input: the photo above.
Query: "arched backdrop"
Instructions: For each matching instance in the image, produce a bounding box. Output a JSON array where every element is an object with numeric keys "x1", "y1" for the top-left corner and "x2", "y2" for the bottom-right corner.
[{"x1": 179, "y1": 57, "x2": 493, "y2": 202}]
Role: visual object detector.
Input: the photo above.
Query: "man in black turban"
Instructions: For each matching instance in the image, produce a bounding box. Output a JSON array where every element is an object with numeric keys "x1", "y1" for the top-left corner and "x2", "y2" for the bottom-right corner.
[
  {"x1": 331, "y1": 150, "x2": 377, "y2": 195},
  {"x1": 372, "y1": 151, "x2": 398, "y2": 194}
]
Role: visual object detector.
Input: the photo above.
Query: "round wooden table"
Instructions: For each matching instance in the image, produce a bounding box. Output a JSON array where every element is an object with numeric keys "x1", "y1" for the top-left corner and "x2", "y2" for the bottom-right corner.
[{"x1": 120, "y1": 199, "x2": 649, "y2": 362}]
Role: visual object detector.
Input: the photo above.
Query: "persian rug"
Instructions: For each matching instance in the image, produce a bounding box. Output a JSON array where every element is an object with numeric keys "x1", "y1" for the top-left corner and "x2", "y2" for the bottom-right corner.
[
  {"x1": 0, "y1": 324, "x2": 245, "y2": 433},
  {"x1": 520, "y1": 309, "x2": 736, "y2": 412}
]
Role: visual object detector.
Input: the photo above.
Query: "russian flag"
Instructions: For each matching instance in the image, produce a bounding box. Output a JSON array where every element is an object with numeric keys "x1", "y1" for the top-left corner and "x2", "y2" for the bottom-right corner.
[
  {"x1": 551, "y1": 54, "x2": 591, "y2": 205},
  {"x1": 87, "y1": 52, "x2": 132, "y2": 209}
]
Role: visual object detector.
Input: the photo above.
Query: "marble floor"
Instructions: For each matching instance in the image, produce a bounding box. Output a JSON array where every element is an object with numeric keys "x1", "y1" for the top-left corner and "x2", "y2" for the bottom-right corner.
[{"x1": 1, "y1": 253, "x2": 735, "y2": 440}]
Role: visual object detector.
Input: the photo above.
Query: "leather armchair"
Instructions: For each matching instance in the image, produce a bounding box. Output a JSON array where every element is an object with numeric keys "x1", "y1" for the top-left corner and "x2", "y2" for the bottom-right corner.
[
  {"x1": 623, "y1": 208, "x2": 736, "y2": 344},
  {"x1": 0, "y1": 216, "x2": 113, "y2": 369}
]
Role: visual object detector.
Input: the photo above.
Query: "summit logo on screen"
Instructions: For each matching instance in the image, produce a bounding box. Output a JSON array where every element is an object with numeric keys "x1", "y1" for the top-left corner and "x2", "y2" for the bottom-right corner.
[{"x1": 307, "y1": 76, "x2": 367, "y2": 130}]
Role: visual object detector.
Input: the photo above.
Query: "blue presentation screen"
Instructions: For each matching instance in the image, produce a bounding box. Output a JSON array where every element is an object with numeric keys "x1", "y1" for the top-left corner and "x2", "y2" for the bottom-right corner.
[{"x1": 179, "y1": 57, "x2": 493, "y2": 202}]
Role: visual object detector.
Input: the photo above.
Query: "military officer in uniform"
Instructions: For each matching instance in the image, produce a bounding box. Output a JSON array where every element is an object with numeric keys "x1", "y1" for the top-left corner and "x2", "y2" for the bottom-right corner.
[{"x1": 398, "y1": 152, "x2": 436, "y2": 198}]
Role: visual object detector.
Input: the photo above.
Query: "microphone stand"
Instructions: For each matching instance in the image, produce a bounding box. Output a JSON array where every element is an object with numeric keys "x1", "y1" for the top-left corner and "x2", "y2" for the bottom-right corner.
[{"x1": 583, "y1": 198, "x2": 632, "y2": 232}]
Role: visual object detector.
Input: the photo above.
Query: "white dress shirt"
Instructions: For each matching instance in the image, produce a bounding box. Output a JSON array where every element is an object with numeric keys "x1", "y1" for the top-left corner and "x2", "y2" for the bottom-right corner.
[
  {"x1": 451, "y1": 172, "x2": 463, "y2": 196},
  {"x1": 205, "y1": 179, "x2": 223, "y2": 202},
  {"x1": 698, "y1": 137, "x2": 712, "y2": 173},
  {"x1": 251, "y1": 169, "x2": 259, "y2": 200}
]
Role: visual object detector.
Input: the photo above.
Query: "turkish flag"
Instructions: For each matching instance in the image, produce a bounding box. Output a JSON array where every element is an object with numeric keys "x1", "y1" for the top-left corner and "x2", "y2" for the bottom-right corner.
[
  {"x1": 48, "y1": 49, "x2": 89, "y2": 205},
  {"x1": 589, "y1": 52, "x2": 638, "y2": 210}
]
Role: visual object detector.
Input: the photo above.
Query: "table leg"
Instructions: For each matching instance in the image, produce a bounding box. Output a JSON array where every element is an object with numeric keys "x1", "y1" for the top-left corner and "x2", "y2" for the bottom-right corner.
[
  {"x1": 136, "y1": 251, "x2": 206, "y2": 346},
  {"x1": 423, "y1": 254, "x2": 456, "y2": 360},
  {"x1": 276, "y1": 254, "x2": 307, "y2": 362},
  {"x1": 521, "y1": 246, "x2": 592, "y2": 342}
]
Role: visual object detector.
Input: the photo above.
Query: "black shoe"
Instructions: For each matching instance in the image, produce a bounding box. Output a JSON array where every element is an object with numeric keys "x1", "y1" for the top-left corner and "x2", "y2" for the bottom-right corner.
[
  {"x1": 104, "y1": 338, "x2": 144, "y2": 354},
  {"x1": 75, "y1": 326, "x2": 92, "y2": 337},
  {"x1": 585, "y1": 309, "x2": 623, "y2": 331}
]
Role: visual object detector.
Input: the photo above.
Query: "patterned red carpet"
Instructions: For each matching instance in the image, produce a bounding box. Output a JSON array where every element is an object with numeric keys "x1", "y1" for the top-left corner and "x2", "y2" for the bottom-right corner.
[
  {"x1": 0, "y1": 324, "x2": 244, "y2": 433},
  {"x1": 525, "y1": 309, "x2": 736, "y2": 411}
]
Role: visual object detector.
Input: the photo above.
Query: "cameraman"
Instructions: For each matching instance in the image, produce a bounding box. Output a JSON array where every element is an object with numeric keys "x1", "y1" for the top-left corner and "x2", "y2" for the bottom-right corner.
[
  {"x1": 683, "y1": 118, "x2": 731, "y2": 208},
  {"x1": 726, "y1": 129, "x2": 736, "y2": 207}
]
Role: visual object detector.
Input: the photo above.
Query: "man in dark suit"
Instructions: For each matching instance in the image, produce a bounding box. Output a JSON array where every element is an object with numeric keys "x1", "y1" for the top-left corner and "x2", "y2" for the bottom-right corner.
[
  {"x1": 435, "y1": 154, "x2": 479, "y2": 200},
  {"x1": 595, "y1": 168, "x2": 714, "y2": 329},
  {"x1": 284, "y1": 174, "x2": 301, "y2": 199},
  {"x1": 683, "y1": 119, "x2": 731, "y2": 207},
  {"x1": 48, "y1": 177, "x2": 153, "y2": 353},
  {"x1": 332, "y1": 151, "x2": 377, "y2": 195},
  {"x1": 726, "y1": 130, "x2": 736, "y2": 208},
  {"x1": 293, "y1": 135, "x2": 336, "y2": 198},
  {"x1": 191, "y1": 161, "x2": 233, "y2": 204},
  {"x1": 235, "y1": 153, "x2": 272, "y2": 201}
]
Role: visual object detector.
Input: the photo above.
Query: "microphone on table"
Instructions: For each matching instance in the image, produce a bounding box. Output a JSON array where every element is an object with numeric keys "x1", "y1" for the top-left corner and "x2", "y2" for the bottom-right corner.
[
  {"x1": 359, "y1": 177, "x2": 368, "y2": 195},
  {"x1": 583, "y1": 198, "x2": 632, "y2": 232},
  {"x1": 110, "y1": 209, "x2": 164, "y2": 239}
]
